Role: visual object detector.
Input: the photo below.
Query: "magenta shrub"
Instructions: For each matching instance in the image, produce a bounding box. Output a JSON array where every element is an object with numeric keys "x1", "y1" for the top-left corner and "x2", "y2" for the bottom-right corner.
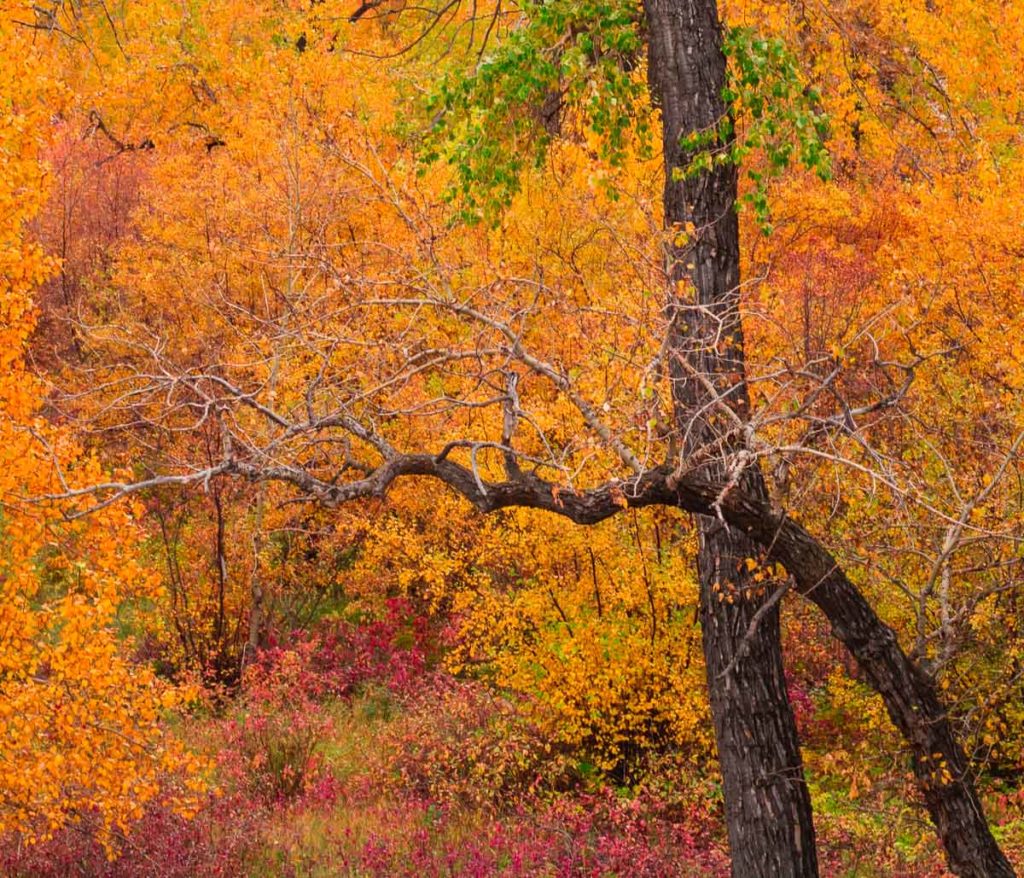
[
  {"x1": 255, "y1": 597, "x2": 434, "y2": 702},
  {"x1": 0, "y1": 792, "x2": 265, "y2": 878},
  {"x1": 0, "y1": 607, "x2": 971, "y2": 877}
]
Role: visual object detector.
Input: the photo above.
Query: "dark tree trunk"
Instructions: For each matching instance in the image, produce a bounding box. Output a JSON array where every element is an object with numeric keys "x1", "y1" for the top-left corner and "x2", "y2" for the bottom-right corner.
[
  {"x1": 643, "y1": 0, "x2": 818, "y2": 873},
  {"x1": 697, "y1": 521, "x2": 818, "y2": 876},
  {"x1": 640, "y1": 0, "x2": 1014, "y2": 873},
  {"x1": 704, "y1": 491, "x2": 1018, "y2": 878}
]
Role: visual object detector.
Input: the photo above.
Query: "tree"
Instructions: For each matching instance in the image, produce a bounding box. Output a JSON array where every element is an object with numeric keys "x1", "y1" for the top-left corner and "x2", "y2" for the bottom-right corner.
[
  {"x1": 646, "y1": 1, "x2": 816, "y2": 871},
  {"x1": 27, "y1": 0, "x2": 1021, "y2": 874}
]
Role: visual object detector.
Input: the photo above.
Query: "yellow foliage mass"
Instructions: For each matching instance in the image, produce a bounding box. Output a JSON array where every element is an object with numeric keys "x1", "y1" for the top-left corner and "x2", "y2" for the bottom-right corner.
[{"x1": 0, "y1": 1, "x2": 204, "y2": 848}]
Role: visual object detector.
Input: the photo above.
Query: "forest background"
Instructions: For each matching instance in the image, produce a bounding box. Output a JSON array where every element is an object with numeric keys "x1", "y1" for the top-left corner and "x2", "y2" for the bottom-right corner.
[{"x1": 2, "y1": 0, "x2": 1024, "y2": 875}]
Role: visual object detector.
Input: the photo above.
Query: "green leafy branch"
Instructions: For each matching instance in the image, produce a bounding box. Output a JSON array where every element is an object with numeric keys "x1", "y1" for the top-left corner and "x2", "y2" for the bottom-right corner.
[
  {"x1": 676, "y1": 27, "x2": 832, "y2": 233},
  {"x1": 422, "y1": 12, "x2": 830, "y2": 230},
  {"x1": 420, "y1": 0, "x2": 648, "y2": 224}
]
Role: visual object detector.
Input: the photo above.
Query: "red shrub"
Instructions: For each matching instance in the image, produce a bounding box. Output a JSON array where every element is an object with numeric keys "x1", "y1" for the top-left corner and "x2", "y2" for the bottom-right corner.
[
  {"x1": 254, "y1": 597, "x2": 434, "y2": 702},
  {"x1": 0, "y1": 792, "x2": 264, "y2": 878}
]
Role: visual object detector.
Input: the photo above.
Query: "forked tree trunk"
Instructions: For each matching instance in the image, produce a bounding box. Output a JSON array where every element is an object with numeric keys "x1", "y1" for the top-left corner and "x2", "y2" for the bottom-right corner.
[
  {"x1": 643, "y1": 0, "x2": 1015, "y2": 875},
  {"x1": 644, "y1": 0, "x2": 819, "y2": 873}
]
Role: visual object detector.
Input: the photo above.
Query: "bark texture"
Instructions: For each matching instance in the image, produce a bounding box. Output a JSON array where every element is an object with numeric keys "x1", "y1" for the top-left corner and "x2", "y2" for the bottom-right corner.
[
  {"x1": 644, "y1": 0, "x2": 818, "y2": 873},
  {"x1": 697, "y1": 520, "x2": 818, "y2": 877}
]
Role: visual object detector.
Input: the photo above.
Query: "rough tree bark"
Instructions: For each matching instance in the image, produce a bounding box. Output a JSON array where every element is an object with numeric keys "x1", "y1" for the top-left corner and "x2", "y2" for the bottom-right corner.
[
  {"x1": 696, "y1": 519, "x2": 818, "y2": 878},
  {"x1": 639, "y1": 0, "x2": 1014, "y2": 874},
  {"x1": 644, "y1": 0, "x2": 818, "y2": 873}
]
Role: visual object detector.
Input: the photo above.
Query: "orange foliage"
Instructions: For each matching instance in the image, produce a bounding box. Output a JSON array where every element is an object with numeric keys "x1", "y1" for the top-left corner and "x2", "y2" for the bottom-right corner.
[
  {"x1": 0, "y1": 1, "x2": 203, "y2": 848},
  {"x1": 8, "y1": 0, "x2": 1024, "y2": 856}
]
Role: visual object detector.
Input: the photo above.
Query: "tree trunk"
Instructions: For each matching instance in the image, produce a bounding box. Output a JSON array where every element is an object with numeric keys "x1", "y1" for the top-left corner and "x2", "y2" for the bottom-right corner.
[
  {"x1": 641, "y1": 0, "x2": 1014, "y2": 873},
  {"x1": 698, "y1": 519, "x2": 818, "y2": 876},
  {"x1": 713, "y1": 493, "x2": 1017, "y2": 878},
  {"x1": 644, "y1": 0, "x2": 819, "y2": 873}
]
